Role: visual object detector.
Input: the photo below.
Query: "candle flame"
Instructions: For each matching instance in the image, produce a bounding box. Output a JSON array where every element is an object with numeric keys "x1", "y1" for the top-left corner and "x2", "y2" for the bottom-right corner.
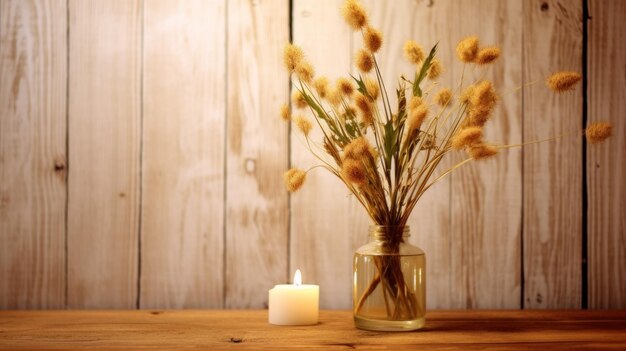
[{"x1": 294, "y1": 269, "x2": 302, "y2": 286}]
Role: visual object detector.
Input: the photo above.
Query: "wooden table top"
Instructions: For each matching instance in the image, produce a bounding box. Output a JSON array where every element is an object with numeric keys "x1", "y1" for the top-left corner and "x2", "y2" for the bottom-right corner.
[{"x1": 1, "y1": 310, "x2": 625, "y2": 350}]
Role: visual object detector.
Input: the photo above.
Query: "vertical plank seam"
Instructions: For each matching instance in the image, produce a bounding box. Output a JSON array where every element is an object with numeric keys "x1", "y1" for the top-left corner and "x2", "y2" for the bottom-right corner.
[
  {"x1": 581, "y1": 0, "x2": 590, "y2": 310},
  {"x1": 286, "y1": 0, "x2": 293, "y2": 281},
  {"x1": 519, "y1": 1, "x2": 527, "y2": 309},
  {"x1": 222, "y1": 0, "x2": 229, "y2": 309},
  {"x1": 136, "y1": 0, "x2": 145, "y2": 310},
  {"x1": 64, "y1": 0, "x2": 70, "y2": 309}
]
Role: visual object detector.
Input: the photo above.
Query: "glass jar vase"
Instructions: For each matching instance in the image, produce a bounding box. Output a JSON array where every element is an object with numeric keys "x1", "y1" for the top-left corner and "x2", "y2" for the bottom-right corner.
[{"x1": 353, "y1": 225, "x2": 426, "y2": 331}]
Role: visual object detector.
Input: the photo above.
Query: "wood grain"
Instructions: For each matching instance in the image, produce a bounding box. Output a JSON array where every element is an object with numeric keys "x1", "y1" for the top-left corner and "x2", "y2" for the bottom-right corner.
[
  {"x1": 0, "y1": 0, "x2": 67, "y2": 309},
  {"x1": 448, "y1": 0, "x2": 523, "y2": 309},
  {"x1": 290, "y1": 0, "x2": 370, "y2": 309},
  {"x1": 1, "y1": 310, "x2": 626, "y2": 350},
  {"x1": 587, "y1": 0, "x2": 626, "y2": 309},
  {"x1": 360, "y1": 0, "x2": 455, "y2": 309},
  {"x1": 67, "y1": 0, "x2": 141, "y2": 309},
  {"x1": 225, "y1": 0, "x2": 290, "y2": 308},
  {"x1": 522, "y1": 0, "x2": 583, "y2": 308},
  {"x1": 141, "y1": 0, "x2": 226, "y2": 308}
]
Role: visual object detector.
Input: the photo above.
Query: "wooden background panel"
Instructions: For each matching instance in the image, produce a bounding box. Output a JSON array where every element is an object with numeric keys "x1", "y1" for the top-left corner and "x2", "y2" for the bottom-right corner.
[
  {"x1": 141, "y1": 0, "x2": 226, "y2": 308},
  {"x1": 449, "y1": 0, "x2": 523, "y2": 309},
  {"x1": 360, "y1": 0, "x2": 454, "y2": 309},
  {"x1": 587, "y1": 0, "x2": 626, "y2": 309},
  {"x1": 0, "y1": 0, "x2": 67, "y2": 309},
  {"x1": 67, "y1": 0, "x2": 141, "y2": 308},
  {"x1": 523, "y1": 0, "x2": 583, "y2": 309},
  {"x1": 225, "y1": 0, "x2": 289, "y2": 308},
  {"x1": 291, "y1": 0, "x2": 370, "y2": 309}
]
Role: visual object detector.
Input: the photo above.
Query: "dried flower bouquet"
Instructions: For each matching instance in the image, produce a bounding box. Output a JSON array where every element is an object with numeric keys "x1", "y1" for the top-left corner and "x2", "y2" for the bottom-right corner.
[{"x1": 281, "y1": 0, "x2": 612, "y2": 322}]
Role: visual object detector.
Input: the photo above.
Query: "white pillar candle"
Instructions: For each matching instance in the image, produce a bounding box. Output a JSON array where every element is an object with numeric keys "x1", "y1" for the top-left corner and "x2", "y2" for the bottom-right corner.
[{"x1": 268, "y1": 269, "x2": 319, "y2": 325}]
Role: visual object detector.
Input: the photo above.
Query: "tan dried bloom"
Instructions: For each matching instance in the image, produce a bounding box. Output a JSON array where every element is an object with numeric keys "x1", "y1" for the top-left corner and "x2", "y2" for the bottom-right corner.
[
  {"x1": 408, "y1": 96, "x2": 424, "y2": 111},
  {"x1": 295, "y1": 60, "x2": 315, "y2": 83},
  {"x1": 546, "y1": 71, "x2": 582, "y2": 92},
  {"x1": 355, "y1": 93, "x2": 374, "y2": 124},
  {"x1": 451, "y1": 127, "x2": 483, "y2": 150},
  {"x1": 460, "y1": 86, "x2": 475, "y2": 104},
  {"x1": 407, "y1": 104, "x2": 428, "y2": 131},
  {"x1": 585, "y1": 121, "x2": 613, "y2": 144},
  {"x1": 283, "y1": 168, "x2": 306, "y2": 192},
  {"x1": 336, "y1": 77, "x2": 355, "y2": 96},
  {"x1": 327, "y1": 87, "x2": 342, "y2": 106},
  {"x1": 341, "y1": 158, "x2": 367, "y2": 185},
  {"x1": 456, "y1": 35, "x2": 479, "y2": 63},
  {"x1": 467, "y1": 143, "x2": 498, "y2": 160},
  {"x1": 364, "y1": 26, "x2": 383, "y2": 53},
  {"x1": 468, "y1": 80, "x2": 497, "y2": 126},
  {"x1": 435, "y1": 88, "x2": 453, "y2": 107},
  {"x1": 343, "y1": 136, "x2": 376, "y2": 160},
  {"x1": 428, "y1": 59, "x2": 443, "y2": 80},
  {"x1": 280, "y1": 103, "x2": 290, "y2": 121},
  {"x1": 294, "y1": 115, "x2": 313, "y2": 136},
  {"x1": 475, "y1": 47, "x2": 501, "y2": 65},
  {"x1": 283, "y1": 44, "x2": 304, "y2": 73},
  {"x1": 355, "y1": 49, "x2": 374, "y2": 72},
  {"x1": 364, "y1": 78, "x2": 379, "y2": 100},
  {"x1": 313, "y1": 76, "x2": 329, "y2": 99},
  {"x1": 403, "y1": 40, "x2": 425, "y2": 64},
  {"x1": 342, "y1": 0, "x2": 368, "y2": 31},
  {"x1": 292, "y1": 90, "x2": 307, "y2": 109}
]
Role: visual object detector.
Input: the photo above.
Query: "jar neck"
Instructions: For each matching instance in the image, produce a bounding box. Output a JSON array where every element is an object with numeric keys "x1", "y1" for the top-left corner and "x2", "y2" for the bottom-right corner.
[{"x1": 368, "y1": 225, "x2": 410, "y2": 243}]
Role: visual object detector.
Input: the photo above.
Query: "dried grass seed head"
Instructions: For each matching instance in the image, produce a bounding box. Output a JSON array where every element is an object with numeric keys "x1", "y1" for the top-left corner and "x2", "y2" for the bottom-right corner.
[
  {"x1": 337, "y1": 77, "x2": 355, "y2": 96},
  {"x1": 313, "y1": 76, "x2": 330, "y2": 99},
  {"x1": 456, "y1": 35, "x2": 479, "y2": 63},
  {"x1": 547, "y1": 71, "x2": 582, "y2": 92},
  {"x1": 475, "y1": 47, "x2": 501, "y2": 65},
  {"x1": 356, "y1": 49, "x2": 374, "y2": 72},
  {"x1": 283, "y1": 168, "x2": 306, "y2": 192},
  {"x1": 460, "y1": 85, "x2": 475, "y2": 104},
  {"x1": 428, "y1": 59, "x2": 443, "y2": 80},
  {"x1": 342, "y1": 0, "x2": 368, "y2": 30},
  {"x1": 364, "y1": 78, "x2": 380, "y2": 100},
  {"x1": 435, "y1": 88, "x2": 453, "y2": 107},
  {"x1": 294, "y1": 115, "x2": 313, "y2": 136},
  {"x1": 355, "y1": 93, "x2": 374, "y2": 125},
  {"x1": 407, "y1": 104, "x2": 428, "y2": 131},
  {"x1": 403, "y1": 40, "x2": 425, "y2": 64},
  {"x1": 467, "y1": 143, "x2": 498, "y2": 160},
  {"x1": 280, "y1": 103, "x2": 290, "y2": 121},
  {"x1": 327, "y1": 87, "x2": 343, "y2": 106},
  {"x1": 364, "y1": 26, "x2": 383, "y2": 53},
  {"x1": 343, "y1": 136, "x2": 376, "y2": 160},
  {"x1": 585, "y1": 121, "x2": 613, "y2": 144},
  {"x1": 408, "y1": 96, "x2": 424, "y2": 111},
  {"x1": 467, "y1": 80, "x2": 498, "y2": 126},
  {"x1": 292, "y1": 90, "x2": 307, "y2": 109},
  {"x1": 295, "y1": 60, "x2": 315, "y2": 83},
  {"x1": 341, "y1": 158, "x2": 367, "y2": 185},
  {"x1": 283, "y1": 44, "x2": 304, "y2": 73},
  {"x1": 451, "y1": 126, "x2": 483, "y2": 150}
]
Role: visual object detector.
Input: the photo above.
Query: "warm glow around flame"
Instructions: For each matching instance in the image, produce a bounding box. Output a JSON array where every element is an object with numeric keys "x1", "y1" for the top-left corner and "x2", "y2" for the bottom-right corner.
[{"x1": 294, "y1": 269, "x2": 302, "y2": 286}]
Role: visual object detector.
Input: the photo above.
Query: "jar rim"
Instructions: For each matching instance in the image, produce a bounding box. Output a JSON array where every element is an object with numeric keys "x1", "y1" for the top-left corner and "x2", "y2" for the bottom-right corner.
[{"x1": 368, "y1": 225, "x2": 410, "y2": 238}]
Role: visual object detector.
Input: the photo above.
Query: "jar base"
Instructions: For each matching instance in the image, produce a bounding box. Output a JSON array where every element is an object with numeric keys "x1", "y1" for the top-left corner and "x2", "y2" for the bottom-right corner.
[{"x1": 354, "y1": 315, "x2": 425, "y2": 331}]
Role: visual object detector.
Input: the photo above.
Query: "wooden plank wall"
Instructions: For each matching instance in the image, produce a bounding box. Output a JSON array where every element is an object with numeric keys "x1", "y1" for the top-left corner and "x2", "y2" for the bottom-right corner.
[
  {"x1": 67, "y1": 0, "x2": 141, "y2": 309},
  {"x1": 0, "y1": 0, "x2": 624, "y2": 310},
  {"x1": 0, "y1": 0, "x2": 67, "y2": 308},
  {"x1": 587, "y1": 0, "x2": 626, "y2": 308},
  {"x1": 523, "y1": 0, "x2": 583, "y2": 309}
]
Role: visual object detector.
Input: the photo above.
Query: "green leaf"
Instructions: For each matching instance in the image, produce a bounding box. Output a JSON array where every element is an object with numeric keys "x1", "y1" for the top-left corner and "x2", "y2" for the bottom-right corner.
[{"x1": 412, "y1": 43, "x2": 438, "y2": 97}]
